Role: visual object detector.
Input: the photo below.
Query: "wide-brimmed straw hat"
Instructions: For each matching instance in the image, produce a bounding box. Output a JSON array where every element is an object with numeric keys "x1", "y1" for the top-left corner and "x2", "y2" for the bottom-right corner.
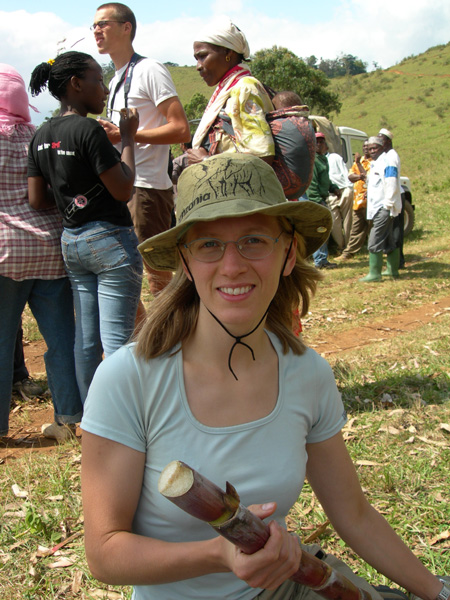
[{"x1": 139, "y1": 153, "x2": 332, "y2": 272}]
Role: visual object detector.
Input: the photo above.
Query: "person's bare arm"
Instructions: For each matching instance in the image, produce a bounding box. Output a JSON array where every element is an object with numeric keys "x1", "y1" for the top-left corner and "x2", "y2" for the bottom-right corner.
[
  {"x1": 28, "y1": 176, "x2": 56, "y2": 210},
  {"x1": 306, "y1": 433, "x2": 442, "y2": 600},
  {"x1": 348, "y1": 172, "x2": 365, "y2": 183},
  {"x1": 348, "y1": 155, "x2": 367, "y2": 183},
  {"x1": 354, "y1": 153, "x2": 367, "y2": 177},
  {"x1": 98, "y1": 97, "x2": 190, "y2": 147},
  {"x1": 97, "y1": 119, "x2": 121, "y2": 145},
  {"x1": 82, "y1": 432, "x2": 227, "y2": 585},
  {"x1": 187, "y1": 147, "x2": 209, "y2": 165},
  {"x1": 135, "y1": 96, "x2": 190, "y2": 145}
]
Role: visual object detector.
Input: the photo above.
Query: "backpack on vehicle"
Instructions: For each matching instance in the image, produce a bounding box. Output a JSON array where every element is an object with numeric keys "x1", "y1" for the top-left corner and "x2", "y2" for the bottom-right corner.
[{"x1": 202, "y1": 105, "x2": 315, "y2": 200}]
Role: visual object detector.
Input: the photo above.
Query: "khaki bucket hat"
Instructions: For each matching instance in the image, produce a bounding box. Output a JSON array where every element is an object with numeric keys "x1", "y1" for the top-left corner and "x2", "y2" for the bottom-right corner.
[{"x1": 139, "y1": 153, "x2": 332, "y2": 271}]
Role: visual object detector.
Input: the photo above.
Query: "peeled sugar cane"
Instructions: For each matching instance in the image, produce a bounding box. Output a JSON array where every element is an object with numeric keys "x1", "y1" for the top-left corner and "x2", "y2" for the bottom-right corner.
[{"x1": 158, "y1": 460, "x2": 374, "y2": 600}]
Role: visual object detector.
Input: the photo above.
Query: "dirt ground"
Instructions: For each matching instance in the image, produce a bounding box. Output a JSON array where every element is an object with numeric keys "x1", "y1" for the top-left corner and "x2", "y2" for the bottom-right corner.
[{"x1": 1, "y1": 295, "x2": 449, "y2": 462}]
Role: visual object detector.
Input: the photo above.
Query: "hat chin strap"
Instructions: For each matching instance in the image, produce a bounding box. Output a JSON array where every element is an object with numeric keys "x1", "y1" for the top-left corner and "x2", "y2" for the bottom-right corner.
[
  {"x1": 179, "y1": 229, "x2": 294, "y2": 381},
  {"x1": 204, "y1": 305, "x2": 269, "y2": 380}
]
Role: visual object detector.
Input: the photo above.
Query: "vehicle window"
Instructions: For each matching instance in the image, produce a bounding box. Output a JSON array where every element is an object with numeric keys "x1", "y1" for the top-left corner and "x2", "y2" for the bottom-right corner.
[
  {"x1": 350, "y1": 138, "x2": 365, "y2": 161},
  {"x1": 340, "y1": 138, "x2": 348, "y2": 164}
]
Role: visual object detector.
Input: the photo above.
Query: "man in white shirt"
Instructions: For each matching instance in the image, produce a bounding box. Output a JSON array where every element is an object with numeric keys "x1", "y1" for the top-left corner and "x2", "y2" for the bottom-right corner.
[
  {"x1": 378, "y1": 128, "x2": 405, "y2": 270},
  {"x1": 93, "y1": 2, "x2": 190, "y2": 296},
  {"x1": 326, "y1": 152, "x2": 354, "y2": 251}
]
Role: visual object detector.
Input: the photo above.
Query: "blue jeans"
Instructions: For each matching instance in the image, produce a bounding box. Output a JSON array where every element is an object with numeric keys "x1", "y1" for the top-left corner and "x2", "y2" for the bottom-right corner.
[
  {"x1": 312, "y1": 200, "x2": 330, "y2": 267},
  {"x1": 313, "y1": 242, "x2": 329, "y2": 267},
  {"x1": 61, "y1": 222, "x2": 143, "y2": 401},
  {"x1": 14, "y1": 324, "x2": 29, "y2": 383},
  {"x1": 0, "y1": 275, "x2": 83, "y2": 436}
]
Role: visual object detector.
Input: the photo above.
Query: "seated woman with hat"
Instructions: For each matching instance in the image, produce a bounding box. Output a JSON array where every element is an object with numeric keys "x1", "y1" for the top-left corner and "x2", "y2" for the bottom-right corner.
[{"x1": 81, "y1": 153, "x2": 447, "y2": 600}]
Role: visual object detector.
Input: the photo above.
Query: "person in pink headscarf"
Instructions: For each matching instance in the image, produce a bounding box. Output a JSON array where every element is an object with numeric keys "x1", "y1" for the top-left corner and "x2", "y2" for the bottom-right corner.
[
  {"x1": 0, "y1": 64, "x2": 33, "y2": 130},
  {"x1": 0, "y1": 64, "x2": 82, "y2": 443},
  {"x1": 0, "y1": 64, "x2": 45, "y2": 398}
]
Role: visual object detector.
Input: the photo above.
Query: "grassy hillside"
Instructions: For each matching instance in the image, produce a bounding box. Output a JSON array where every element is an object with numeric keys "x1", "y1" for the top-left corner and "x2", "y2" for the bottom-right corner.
[
  {"x1": 169, "y1": 42, "x2": 450, "y2": 179},
  {"x1": 168, "y1": 65, "x2": 213, "y2": 107},
  {"x1": 330, "y1": 42, "x2": 450, "y2": 187},
  {"x1": 170, "y1": 44, "x2": 450, "y2": 248}
]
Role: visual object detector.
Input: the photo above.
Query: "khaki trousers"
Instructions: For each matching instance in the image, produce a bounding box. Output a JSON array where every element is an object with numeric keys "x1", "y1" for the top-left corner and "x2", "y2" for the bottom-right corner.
[
  {"x1": 326, "y1": 189, "x2": 354, "y2": 250},
  {"x1": 341, "y1": 206, "x2": 370, "y2": 258}
]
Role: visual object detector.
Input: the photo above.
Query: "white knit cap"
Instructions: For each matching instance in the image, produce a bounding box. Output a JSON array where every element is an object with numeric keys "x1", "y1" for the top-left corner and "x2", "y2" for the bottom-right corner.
[
  {"x1": 379, "y1": 128, "x2": 393, "y2": 140},
  {"x1": 195, "y1": 18, "x2": 250, "y2": 59},
  {"x1": 368, "y1": 136, "x2": 383, "y2": 146}
]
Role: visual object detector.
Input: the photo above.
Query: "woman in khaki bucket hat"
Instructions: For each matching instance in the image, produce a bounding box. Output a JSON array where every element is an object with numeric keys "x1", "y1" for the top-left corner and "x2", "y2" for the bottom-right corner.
[{"x1": 80, "y1": 153, "x2": 447, "y2": 600}]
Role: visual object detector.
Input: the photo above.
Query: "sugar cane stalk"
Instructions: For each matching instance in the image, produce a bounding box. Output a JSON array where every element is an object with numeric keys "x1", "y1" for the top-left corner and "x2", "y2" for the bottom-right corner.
[{"x1": 158, "y1": 460, "x2": 374, "y2": 600}]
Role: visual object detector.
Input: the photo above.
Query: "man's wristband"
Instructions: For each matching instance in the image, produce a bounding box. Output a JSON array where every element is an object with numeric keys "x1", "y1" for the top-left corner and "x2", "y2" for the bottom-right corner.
[{"x1": 436, "y1": 578, "x2": 450, "y2": 600}]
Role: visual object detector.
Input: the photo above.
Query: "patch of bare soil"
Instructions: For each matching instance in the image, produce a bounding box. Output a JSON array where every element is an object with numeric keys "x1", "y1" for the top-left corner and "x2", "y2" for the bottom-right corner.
[
  {"x1": 0, "y1": 399, "x2": 81, "y2": 462},
  {"x1": 307, "y1": 295, "x2": 450, "y2": 356},
  {"x1": 2, "y1": 295, "x2": 449, "y2": 462}
]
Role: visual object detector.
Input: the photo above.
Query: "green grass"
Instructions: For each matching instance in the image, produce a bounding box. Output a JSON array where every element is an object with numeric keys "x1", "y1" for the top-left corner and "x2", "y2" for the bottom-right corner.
[
  {"x1": 0, "y1": 445, "x2": 132, "y2": 599},
  {"x1": 168, "y1": 65, "x2": 213, "y2": 107},
  {"x1": 291, "y1": 403, "x2": 450, "y2": 586},
  {"x1": 329, "y1": 41, "x2": 450, "y2": 191},
  {"x1": 4, "y1": 43, "x2": 450, "y2": 598}
]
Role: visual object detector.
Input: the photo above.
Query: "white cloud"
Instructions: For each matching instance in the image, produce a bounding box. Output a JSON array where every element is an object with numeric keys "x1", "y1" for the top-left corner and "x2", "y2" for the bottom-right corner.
[
  {"x1": 135, "y1": 17, "x2": 204, "y2": 66},
  {"x1": 2, "y1": 1, "x2": 449, "y2": 125},
  {"x1": 0, "y1": 10, "x2": 99, "y2": 122}
]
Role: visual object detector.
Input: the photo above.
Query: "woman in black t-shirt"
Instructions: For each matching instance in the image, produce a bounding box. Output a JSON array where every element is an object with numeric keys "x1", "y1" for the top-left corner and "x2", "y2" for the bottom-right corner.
[{"x1": 28, "y1": 51, "x2": 143, "y2": 403}]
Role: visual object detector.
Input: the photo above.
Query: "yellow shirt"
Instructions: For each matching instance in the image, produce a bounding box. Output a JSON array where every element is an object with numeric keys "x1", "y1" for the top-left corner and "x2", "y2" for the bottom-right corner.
[{"x1": 350, "y1": 156, "x2": 372, "y2": 210}]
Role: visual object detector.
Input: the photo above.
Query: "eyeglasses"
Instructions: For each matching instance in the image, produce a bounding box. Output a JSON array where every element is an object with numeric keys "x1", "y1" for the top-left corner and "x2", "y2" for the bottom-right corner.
[
  {"x1": 181, "y1": 232, "x2": 284, "y2": 263},
  {"x1": 90, "y1": 20, "x2": 126, "y2": 31}
]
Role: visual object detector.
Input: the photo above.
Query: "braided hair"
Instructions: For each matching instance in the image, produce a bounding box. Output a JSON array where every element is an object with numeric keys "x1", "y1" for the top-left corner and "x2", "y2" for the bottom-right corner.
[{"x1": 29, "y1": 51, "x2": 94, "y2": 101}]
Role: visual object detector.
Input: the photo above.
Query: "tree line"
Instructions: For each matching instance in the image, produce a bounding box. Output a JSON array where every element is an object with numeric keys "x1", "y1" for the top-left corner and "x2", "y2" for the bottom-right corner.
[
  {"x1": 183, "y1": 46, "x2": 363, "y2": 120},
  {"x1": 303, "y1": 53, "x2": 367, "y2": 78},
  {"x1": 100, "y1": 46, "x2": 368, "y2": 125}
]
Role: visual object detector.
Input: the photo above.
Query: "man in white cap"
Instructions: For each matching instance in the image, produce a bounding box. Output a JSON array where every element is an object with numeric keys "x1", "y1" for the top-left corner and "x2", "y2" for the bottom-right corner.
[
  {"x1": 378, "y1": 128, "x2": 405, "y2": 270},
  {"x1": 360, "y1": 136, "x2": 402, "y2": 282}
]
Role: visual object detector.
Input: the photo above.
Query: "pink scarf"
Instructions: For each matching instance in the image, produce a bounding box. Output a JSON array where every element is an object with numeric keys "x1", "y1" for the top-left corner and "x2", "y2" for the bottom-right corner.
[{"x1": 0, "y1": 63, "x2": 36, "y2": 135}]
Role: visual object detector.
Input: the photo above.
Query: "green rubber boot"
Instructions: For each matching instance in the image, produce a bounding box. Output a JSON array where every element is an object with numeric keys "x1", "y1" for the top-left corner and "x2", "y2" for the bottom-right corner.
[
  {"x1": 383, "y1": 248, "x2": 400, "y2": 279},
  {"x1": 359, "y1": 251, "x2": 383, "y2": 282}
]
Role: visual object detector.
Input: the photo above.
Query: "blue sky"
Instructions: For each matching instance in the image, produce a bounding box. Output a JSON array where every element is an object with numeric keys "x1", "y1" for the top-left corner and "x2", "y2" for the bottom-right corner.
[
  {"x1": 1, "y1": 0, "x2": 449, "y2": 123},
  {"x1": 7, "y1": 0, "x2": 338, "y2": 27}
]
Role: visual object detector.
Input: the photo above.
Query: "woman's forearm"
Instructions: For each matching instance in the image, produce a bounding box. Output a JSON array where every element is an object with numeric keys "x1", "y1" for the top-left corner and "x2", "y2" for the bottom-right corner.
[
  {"x1": 331, "y1": 503, "x2": 442, "y2": 600},
  {"x1": 120, "y1": 136, "x2": 136, "y2": 182},
  {"x1": 306, "y1": 436, "x2": 442, "y2": 600},
  {"x1": 85, "y1": 531, "x2": 227, "y2": 586}
]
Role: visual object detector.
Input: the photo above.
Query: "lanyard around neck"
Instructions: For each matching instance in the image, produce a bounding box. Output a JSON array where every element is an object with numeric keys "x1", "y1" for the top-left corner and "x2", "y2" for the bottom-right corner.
[{"x1": 108, "y1": 52, "x2": 143, "y2": 114}]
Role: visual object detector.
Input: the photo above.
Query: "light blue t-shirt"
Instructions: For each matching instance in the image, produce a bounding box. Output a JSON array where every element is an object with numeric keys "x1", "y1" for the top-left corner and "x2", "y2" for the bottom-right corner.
[{"x1": 82, "y1": 331, "x2": 346, "y2": 600}]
